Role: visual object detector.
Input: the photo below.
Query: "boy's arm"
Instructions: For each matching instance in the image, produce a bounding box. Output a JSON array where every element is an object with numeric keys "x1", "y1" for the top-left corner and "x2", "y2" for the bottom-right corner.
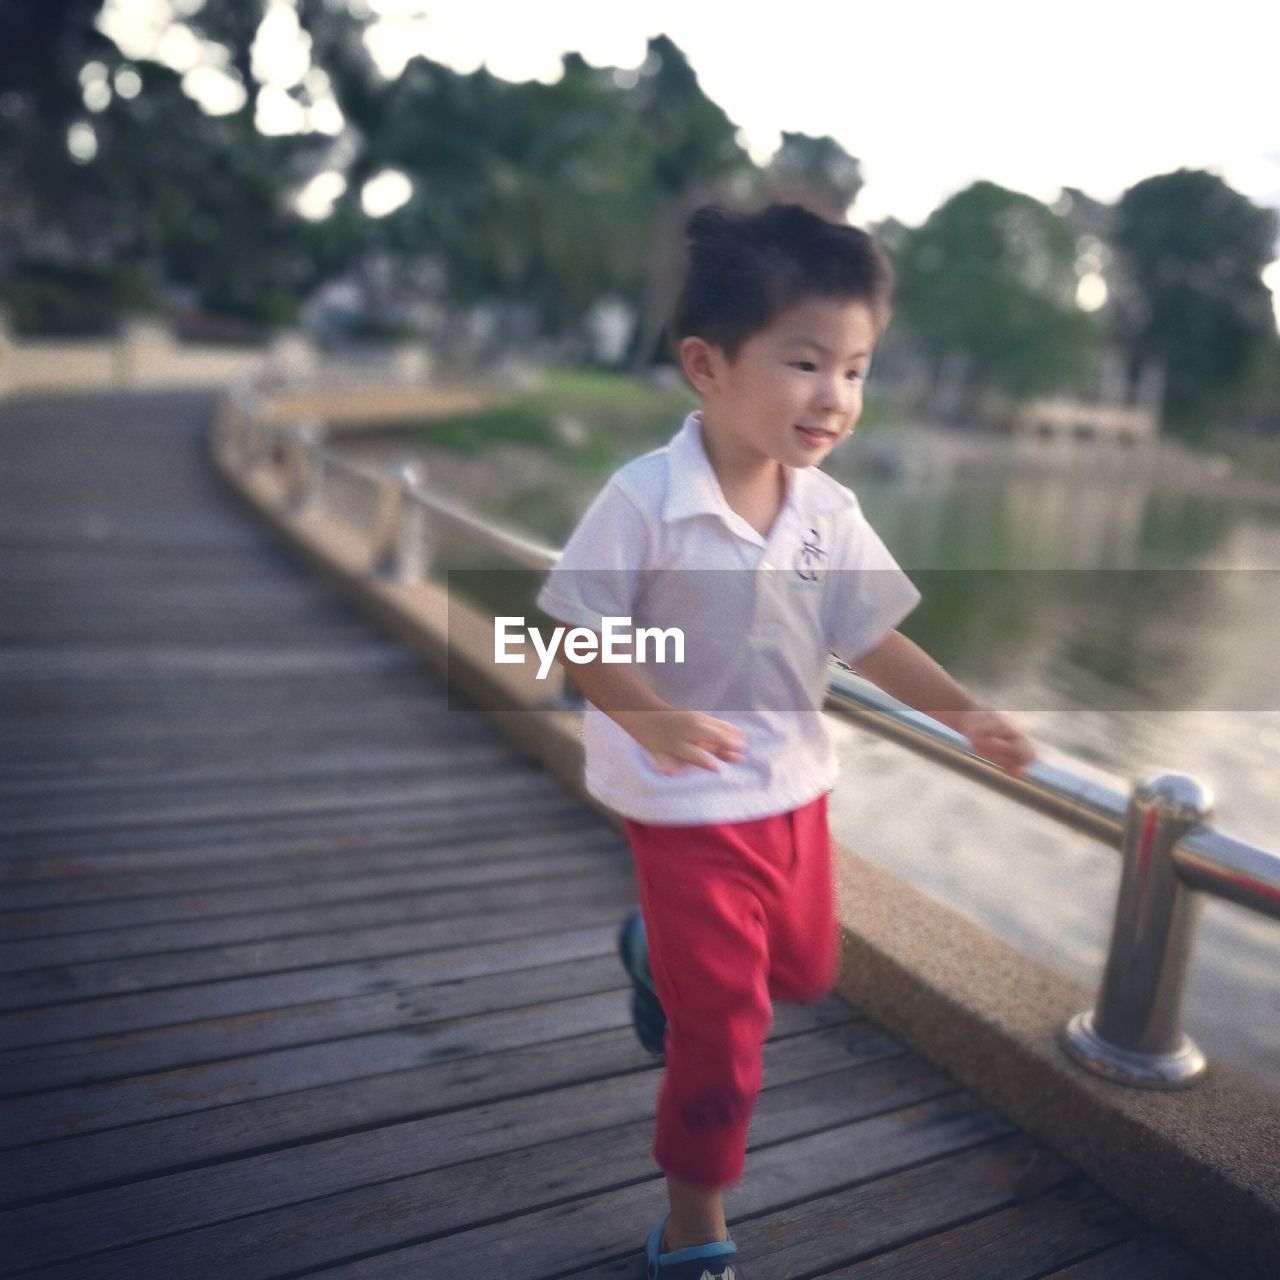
[
  {"x1": 557, "y1": 643, "x2": 744, "y2": 777},
  {"x1": 848, "y1": 630, "x2": 1035, "y2": 775}
]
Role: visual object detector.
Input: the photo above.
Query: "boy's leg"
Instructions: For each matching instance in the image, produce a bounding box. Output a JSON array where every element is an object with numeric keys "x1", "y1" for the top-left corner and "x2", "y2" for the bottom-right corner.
[
  {"x1": 618, "y1": 905, "x2": 731, "y2": 1252},
  {"x1": 664, "y1": 1175, "x2": 727, "y2": 1251},
  {"x1": 625, "y1": 817, "x2": 774, "y2": 1197},
  {"x1": 766, "y1": 793, "x2": 840, "y2": 1004}
]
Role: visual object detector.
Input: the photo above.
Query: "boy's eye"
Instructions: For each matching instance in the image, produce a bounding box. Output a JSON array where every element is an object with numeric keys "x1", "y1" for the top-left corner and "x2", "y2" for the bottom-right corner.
[
  {"x1": 846, "y1": 369, "x2": 866, "y2": 382},
  {"x1": 790, "y1": 360, "x2": 817, "y2": 372}
]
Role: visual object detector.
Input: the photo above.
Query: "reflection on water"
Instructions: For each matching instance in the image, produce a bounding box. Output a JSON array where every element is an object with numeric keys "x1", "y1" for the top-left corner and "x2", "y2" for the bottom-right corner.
[{"x1": 831, "y1": 469, "x2": 1280, "y2": 1092}]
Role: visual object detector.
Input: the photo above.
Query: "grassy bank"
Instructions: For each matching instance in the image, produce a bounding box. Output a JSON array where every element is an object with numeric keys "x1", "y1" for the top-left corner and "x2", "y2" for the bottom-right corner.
[{"x1": 411, "y1": 366, "x2": 698, "y2": 474}]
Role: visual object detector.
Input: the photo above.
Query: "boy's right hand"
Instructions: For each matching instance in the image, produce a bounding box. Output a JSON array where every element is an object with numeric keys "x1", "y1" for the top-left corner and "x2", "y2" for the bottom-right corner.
[{"x1": 633, "y1": 708, "x2": 745, "y2": 776}]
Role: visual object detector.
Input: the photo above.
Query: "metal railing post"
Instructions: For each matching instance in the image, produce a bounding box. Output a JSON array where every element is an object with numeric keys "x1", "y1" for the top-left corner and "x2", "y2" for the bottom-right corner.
[
  {"x1": 1062, "y1": 773, "x2": 1214, "y2": 1088},
  {"x1": 398, "y1": 463, "x2": 429, "y2": 582},
  {"x1": 370, "y1": 462, "x2": 427, "y2": 583},
  {"x1": 281, "y1": 420, "x2": 324, "y2": 513}
]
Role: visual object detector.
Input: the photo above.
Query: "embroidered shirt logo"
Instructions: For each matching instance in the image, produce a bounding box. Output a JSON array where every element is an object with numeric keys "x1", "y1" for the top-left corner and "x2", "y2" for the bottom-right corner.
[{"x1": 794, "y1": 526, "x2": 827, "y2": 582}]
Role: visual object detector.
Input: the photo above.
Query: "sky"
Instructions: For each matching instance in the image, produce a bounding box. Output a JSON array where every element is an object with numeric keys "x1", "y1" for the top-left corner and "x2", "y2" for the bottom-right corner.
[
  {"x1": 355, "y1": 0, "x2": 1280, "y2": 231},
  {"x1": 94, "y1": 0, "x2": 1280, "y2": 312}
]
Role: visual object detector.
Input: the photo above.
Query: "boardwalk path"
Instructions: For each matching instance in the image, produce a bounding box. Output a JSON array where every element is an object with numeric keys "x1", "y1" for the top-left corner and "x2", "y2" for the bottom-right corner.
[{"x1": 0, "y1": 391, "x2": 1213, "y2": 1277}]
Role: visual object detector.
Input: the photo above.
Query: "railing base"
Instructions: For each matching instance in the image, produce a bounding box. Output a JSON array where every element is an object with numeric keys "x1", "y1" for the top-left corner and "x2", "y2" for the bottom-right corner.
[{"x1": 1061, "y1": 1011, "x2": 1206, "y2": 1089}]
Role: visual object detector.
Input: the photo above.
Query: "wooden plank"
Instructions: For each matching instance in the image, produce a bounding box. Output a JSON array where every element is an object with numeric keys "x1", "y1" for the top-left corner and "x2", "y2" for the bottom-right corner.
[
  {"x1": 0, "y1": 643, "x2": 421, "y2": 681},
  {"x1": 0, "y1": 887, "x2": 635, "y2": 1012},
  {"x1": 789, "y1": 1181, "x2": 1132, "y2": 1278},
  {"x1": 0, "y1": 547, "x2": 256, "y2": 578},
  {"x1": 2, "y1": 952, "x2": 625, "y2": 1091},
  {"x1": 0, "y1": 615, "x2": 386, "y2": 645},
  {"x1": 0, "y1": 731, "x2": 477, "y2": 786},
  {"x1": 0, "y1": 756, "x2": 540, "y2": 842},
  {"x1": 557, "y1": 1178, "x2": 1131, "y2": 1280},
  {"x1": 1, "y1": 1024, "x2": 913, "y2": 1268},
  {"x1": 0, "y1": 765, "x2": 558, "y2": 839},
  {"x1": 0, "y1": 922, "x2": 621, "y2": 1048},
  {"x1": 0, "y1": 740, "x2": 483, "y2": 792},
  {"x1": 3, "y1": 988, "x2": 634, "y2": 1144},
  {"x1": 0, "y1": 684, "x2": 454, "y2": 729},
  {"x1": 1, "y1": 789, "x2": 592, "y2": 874},
  {"x1": 1040, "y1": 1234, "x2": 1217, "y2": 1278},
  {"x1": 0, "y1": 702, "x2": 456, "y2": 762},
  {"x1": 6, "y1": 1075, "x2": 993, "y2": 1279},
  {"x1": 0, "y1": 739, "x2": 505, "y2": 805},
  {"x1": 276, "y1": 1105, "x2": 1022, "y2": 1280},
  {"x1": 0, "y1": 831, "x2": 616, "y2": 935},
  {"x1": 4, "y1": 996, "x2": 852, "y2": 1147},
  {"x1": 0, "y1": 1006, "x2": 862, "y2": 1206},
  {"x1": 1, "y1": 673, "x2": 445, "y2": 717},
  {"x1": 0, "y1": 816, "x2": 611, "y2": 914},
  {"x1": 1, "y1": 870, "x2": 640, "y2": 972},
  {"x1": 0, "y1": 742, "x2": 535, "y2": 829},
  {"x1": 0, "y1": 687, "x2": 453, "y2": 735}
]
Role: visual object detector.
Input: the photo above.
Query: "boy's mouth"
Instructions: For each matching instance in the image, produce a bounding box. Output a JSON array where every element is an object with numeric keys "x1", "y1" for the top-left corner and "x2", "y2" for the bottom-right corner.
[{"x1": 795, "y1": 425, "x2": 838, "y2": 448}]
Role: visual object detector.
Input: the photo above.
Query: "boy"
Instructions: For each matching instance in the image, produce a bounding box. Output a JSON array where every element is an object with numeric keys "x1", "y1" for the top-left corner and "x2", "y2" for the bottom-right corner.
[{"x1": 536, "y1": 203, "x2": 1034, "y2": 1280}]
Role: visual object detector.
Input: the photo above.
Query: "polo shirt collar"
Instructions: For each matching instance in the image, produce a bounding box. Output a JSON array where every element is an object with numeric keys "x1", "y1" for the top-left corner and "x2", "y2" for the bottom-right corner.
[
  {"x1": 662, "y1": 410, "x2": 855, "y2": 527},
  {"x1": 662, "y1": 412, "x2": 730, "y2": 523}
]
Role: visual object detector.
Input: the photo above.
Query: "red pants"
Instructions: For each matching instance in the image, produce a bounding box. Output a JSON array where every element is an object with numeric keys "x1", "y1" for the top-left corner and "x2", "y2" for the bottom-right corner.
[{"x1": 624, "y1": 792, "x2": 838, "y2": 1189}]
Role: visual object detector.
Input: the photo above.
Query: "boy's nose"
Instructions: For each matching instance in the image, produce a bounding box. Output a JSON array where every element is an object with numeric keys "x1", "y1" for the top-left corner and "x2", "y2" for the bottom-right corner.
[{"x1": 815, "y1": 376, "x2": 855, "y2": 417}]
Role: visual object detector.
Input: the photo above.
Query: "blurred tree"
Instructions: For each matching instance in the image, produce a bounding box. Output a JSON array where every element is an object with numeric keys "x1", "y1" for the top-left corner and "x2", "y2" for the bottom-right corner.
[
  {"x1": 99, "y1": 65, "x2": 317, "y2": 324},
  {"x1": 0, "y1": 0, "x2": 107, "y2": 113},
  {"x1": 765, "y1": 132, "x2": 864, "y2": 221},
  {"x1": 1231, "y1": 337, "x2": 1280, "y2": 433},
  {"x1": 0, "y1": 0, "x2": 113, "y2": 269},
  {"x1": 0, "y1": 0, "x2": 340, "y2": 328},
  {"x1": 630, "y1": 35, "x2": 746, "y2": 197},
  {"x1": 893, "y1": 180, "x2": 1099, "y2": 413},
  {"x1": 1111, "y1": 169, "x2": 1279, "y2": 434},
  {"x1": 625, "y1": 35, "x2": 753, "y2": 367}
]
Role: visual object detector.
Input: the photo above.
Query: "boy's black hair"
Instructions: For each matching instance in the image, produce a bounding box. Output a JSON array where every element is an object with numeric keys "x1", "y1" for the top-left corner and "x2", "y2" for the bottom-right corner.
[{"x1": 671, "y1": 203, "x2": 894, "y2": 360}]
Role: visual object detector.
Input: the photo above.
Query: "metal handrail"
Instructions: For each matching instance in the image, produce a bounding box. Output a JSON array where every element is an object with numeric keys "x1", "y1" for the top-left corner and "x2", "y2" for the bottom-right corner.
[
  {"x1": 313, "y1": 444, "x2": 561, "y2": 573},
  {"x1": 825, "y1": 669, "x2": 1280, "y2": 924},
  {"x1": 223, "y1": 400, "x2": 1280, "y2": 1090}
]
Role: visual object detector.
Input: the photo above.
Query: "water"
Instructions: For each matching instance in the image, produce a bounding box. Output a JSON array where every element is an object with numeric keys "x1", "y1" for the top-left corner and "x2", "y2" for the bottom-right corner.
[{"x1": 827, "y1": 467, "x2": 1280, "y2": 1092}]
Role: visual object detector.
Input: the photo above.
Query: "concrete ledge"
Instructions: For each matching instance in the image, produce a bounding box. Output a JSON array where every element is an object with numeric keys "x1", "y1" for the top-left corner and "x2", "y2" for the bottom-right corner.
[
  {"x1": 211, "y1": 394, "x2": 1278, "y2": 1279},
  {"x1": 259, "y1": 385, "x2": 496, "y2": 427},
  {"x1": 835, "y1": 854, "x2": 1278, "y2": 1279}
]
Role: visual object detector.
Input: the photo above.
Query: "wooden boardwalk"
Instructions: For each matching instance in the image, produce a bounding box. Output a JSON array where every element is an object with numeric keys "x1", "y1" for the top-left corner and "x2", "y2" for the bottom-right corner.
[{"x1": 0, "y1": 391, "x2": 1215, "y2": 1278}]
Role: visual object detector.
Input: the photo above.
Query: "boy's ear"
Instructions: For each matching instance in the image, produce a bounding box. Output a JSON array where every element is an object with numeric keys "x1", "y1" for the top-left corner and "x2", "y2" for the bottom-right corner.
[{"x1": 678, "y1": 336, "x2": 723, "y2": 396}]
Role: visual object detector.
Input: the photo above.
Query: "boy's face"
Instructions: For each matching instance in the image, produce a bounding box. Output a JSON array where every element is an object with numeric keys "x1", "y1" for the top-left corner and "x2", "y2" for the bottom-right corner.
[{"x1": 697, "y1": 296, "x2": 878, "y2": 471}]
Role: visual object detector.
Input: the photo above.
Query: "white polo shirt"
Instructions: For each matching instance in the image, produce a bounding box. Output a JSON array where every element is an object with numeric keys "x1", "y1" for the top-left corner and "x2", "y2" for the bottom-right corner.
[{"x1": 536, "y1": 411, "x2": 920, "y2": 825}]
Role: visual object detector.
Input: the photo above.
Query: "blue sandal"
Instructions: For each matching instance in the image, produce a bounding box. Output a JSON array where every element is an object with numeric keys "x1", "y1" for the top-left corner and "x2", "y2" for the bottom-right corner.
[
  {"x1": 645, "y1": 1216, "x2": 744, "y2": 1280},
  {"x1": 617, "y1": 909, "x2": 667, "y2": 1057}
]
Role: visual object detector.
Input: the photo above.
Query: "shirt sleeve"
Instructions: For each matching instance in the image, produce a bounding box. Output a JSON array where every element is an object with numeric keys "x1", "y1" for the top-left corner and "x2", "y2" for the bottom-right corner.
[
  {"x1": 535, "y1": 479, "x2": 650, "y2": 632},
  {"x1": 822, "y1": 513, "x2": 922, "y2": 663}
]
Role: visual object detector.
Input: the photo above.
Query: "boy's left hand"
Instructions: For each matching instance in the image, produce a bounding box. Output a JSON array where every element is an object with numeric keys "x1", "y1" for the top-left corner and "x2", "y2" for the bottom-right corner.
[{"x1": 955, "y1": 705, "x2": 1036, "y2": 776}]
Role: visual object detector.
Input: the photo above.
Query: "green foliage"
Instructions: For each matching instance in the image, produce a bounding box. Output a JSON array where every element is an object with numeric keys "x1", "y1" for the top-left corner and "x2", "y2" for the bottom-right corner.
[
  {"x1": 344, "y1": 36, "x2": 750, "y2": 336},
  {"x1": 0, "y1": 261, "x2": 156, "y2": 335},
  {"x1": 414, "y1": 402, "x2": 559, "y2": 454},
  {"x1": 1112, "y1": 169, "x2": 1279, "y2": 431},
  {"x1": 0, "y1": 4, "x2": 841, "y2": 352},
  {"x1": 894, "y1": 181, "x2": 1100, "y2": 400},
  {"x1": 412, "y1": 367, "x2": 695, "y2": 473}
]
